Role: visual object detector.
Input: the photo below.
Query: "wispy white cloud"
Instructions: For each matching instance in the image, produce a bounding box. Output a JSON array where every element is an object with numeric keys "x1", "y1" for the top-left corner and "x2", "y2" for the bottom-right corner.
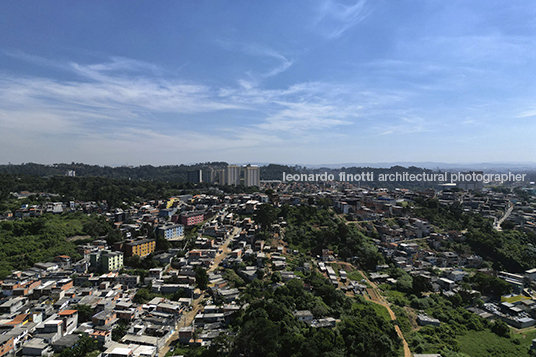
[
  {"x1": 314, "y1": 0, "x2": 370, "y2": 39},
  {"x1": 1, "y1": 53, "x2": 383, "y2": 164},
  {"x1": 4, "y1": 51, "x2": 463, "y2": 166},
  {"x1": 396, "y1": 35, "x2": 536, "y2": 66},
  {"x1": 374, "y1": 116, "x2": 430, "y2": 136},
  {"x1": 84, "y1": 57, "x2": 164, "y2": 75},
  {"x1": 517, "y1": 109, "x2": 536, "y2": 118},
  {"x1": 216, "y1": 40, "x2": 294, "y2": 81},
  {"x1": 257, "y1": 101, "x2": 355, "y2": 132},
  {"x1": 0, "y1": 64, "x2": 242, "y2": 117}
]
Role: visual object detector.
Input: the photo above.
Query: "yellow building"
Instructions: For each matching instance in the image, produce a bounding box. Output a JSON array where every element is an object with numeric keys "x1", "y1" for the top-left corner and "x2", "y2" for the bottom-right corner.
[{"x1": 125, "y1": 239, "x2": 156, "y2": 258}]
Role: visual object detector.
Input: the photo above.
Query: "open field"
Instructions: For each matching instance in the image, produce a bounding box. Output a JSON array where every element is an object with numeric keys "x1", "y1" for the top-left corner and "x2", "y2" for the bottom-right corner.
[{"x1": 457, "y1": 329, "x2": 534, "y2": 357}]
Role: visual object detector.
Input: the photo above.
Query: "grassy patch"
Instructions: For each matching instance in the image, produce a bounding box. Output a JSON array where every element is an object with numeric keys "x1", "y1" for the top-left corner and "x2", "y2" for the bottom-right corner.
[
  {"x1": 347, "y1": 270, "x2": 364, "y2": 281},
  {"x1": 166, "y1": 345, "x2": 206, "y2": 357},
  {"x1": 352, "y1": 301, "x2": 391, "y2": 322},
  {"x1": 380, "y1": 286, "x2": 409, "y2": 305},
  {"x1": 457, "y1": 329, "x2": 529, "y2": 357},
  {"x1": 294, "y1": 270, "x2": 306, "y2": 279},
  {"x1": 414, "y1": 239, "x2": 429, "y2": 250},
  {"x1": 330, "y1": 263, "x2": 341, "y2": 276},
  {"x1": 370, "y1": 303, "x2": 392, "y2": 322},
  {"x1": 391, "y1": 305, "x2": 412, "y2": 335}
]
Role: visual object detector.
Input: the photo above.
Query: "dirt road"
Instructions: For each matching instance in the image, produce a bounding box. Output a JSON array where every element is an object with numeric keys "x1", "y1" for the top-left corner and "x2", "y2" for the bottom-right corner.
[
  {"x1": 159, "y1": 297, "x2": 202, "y2": 356},
  {"x1": 208, "y1": 228, "x2": 238, "y2": 272},
  {"x1": 360, "y1": 271, "x2": 412, "y2": 357}
]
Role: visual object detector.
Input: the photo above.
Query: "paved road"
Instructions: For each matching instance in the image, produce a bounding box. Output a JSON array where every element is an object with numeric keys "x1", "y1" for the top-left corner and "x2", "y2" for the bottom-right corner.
[{"x1": 495, "y1": 202, "x2": 513, "y2": 231}]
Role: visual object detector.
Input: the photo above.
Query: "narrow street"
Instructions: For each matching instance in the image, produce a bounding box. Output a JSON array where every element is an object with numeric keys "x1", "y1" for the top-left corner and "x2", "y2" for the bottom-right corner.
[
  {"x1": 494, "y1": 201, "x2": 513, "y2": 231},
  {"x1": 159, "y1": 227, "x2": 238, "y2": 356}
]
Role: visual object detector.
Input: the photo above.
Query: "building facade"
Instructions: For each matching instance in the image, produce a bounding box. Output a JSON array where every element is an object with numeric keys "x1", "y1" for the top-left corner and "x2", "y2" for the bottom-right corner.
[
  {"x1": 225, "y1": 165, "x2": 241, "y2": 186},
  {"x1": 124, "y1": 239, "x2": 156, "y2": 258},
  {"x1": 90, "y1": 251, "x2": 124, "y2": 272},
  {"x1": 180, "y1": 212, "x2": 204, "y2": 226},
  {"x1": 157, "y1": 223, "x2": 184, "y2": 240},
  {"x1": 244, "y1": 165, "x2": 260, "y2": 187}
]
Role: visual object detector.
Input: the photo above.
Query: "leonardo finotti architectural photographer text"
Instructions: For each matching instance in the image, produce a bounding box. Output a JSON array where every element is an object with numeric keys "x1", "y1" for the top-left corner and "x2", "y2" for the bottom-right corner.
[{"x1": 282, "y1": 171, "x2": 526, "y2": 184}]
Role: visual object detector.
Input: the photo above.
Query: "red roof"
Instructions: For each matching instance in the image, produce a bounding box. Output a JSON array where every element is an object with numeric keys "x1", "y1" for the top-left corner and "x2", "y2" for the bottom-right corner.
[{"x1": 58, "y1": 310, "x2": 77, "y2": 316}]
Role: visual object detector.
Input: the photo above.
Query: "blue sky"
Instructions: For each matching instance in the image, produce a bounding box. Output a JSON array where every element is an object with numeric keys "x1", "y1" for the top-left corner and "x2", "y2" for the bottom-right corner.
[{"x1": 1, "y1": 0, "x2": 536, "y2": 166}]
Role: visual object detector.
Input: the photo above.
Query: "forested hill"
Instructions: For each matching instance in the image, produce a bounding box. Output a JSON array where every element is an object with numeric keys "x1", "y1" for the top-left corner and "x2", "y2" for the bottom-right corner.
[
  {"x1": 0, "y1": 162, "x2": 229, "y2": 182},
  {"x1": 0, "y1": 162, "x2": 444, "y2": 188}
]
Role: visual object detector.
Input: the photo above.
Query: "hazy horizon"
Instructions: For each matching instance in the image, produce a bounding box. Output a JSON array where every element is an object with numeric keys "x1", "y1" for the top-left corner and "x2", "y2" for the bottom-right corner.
[{"x1": 2, "y1": 160, "x2": 536, "y2": 172}]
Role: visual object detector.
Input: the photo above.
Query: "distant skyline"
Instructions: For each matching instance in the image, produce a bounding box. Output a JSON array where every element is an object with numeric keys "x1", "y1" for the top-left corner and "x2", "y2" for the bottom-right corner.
[{"x1": 1, "y1": 1, "x2": 536, "y2": 165}]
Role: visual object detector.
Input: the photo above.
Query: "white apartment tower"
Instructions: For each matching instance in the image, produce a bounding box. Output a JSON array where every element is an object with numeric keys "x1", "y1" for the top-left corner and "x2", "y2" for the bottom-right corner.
[
  {"x1": 225, "y1": 165, "x2": 241, "y2": 186},
  {"x1": 244, "y1": 165, "x2": 260, "y2": 187}
]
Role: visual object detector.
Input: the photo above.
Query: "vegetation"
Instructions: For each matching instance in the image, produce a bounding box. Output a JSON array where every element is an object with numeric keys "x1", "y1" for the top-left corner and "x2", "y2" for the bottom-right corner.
[
  {"x1": 403, "y1": 293, "x2": 531, "y2": 355},
  {"x1": 467, "y1": 272, "x2": 512, "y2": 296},
  {"x1": 57, "y1": 334, "x2": 98, "y2": 357},
  {"x1": 279, "y1": 204, "x2": 384, "y2": 270},
  {"x1": 0, "y1": 171, "x2": 257, "y2": 210},
  {"x1": 0, "y1": 163, "x2": 455, "y2": 189},
  {"x1": 415, "y1": 197, "x2": 536, "y2": 272},
  {"x1": 0, "y1": 212, "x2": 112, "y2": 278},
  {"x1": 196, "y1": 267, "x2": 209, "y2": 290},
  {"x1": 112, "y1": 323, "x2": 129, "y2": 342},
  {"x1": 229, "y1": 276, "x2": 401, "y2": 357},
  {"x1": 74, "y1": 304, "x2": 95, "y2": 323},
  {"x1": 457, "y1": 329, "x2": 529, "y2": 357},
  {"x1": 254, "y1": 203, "x2": 277, "y2": 232},
  {"x1": 0, "y1": 162, "x2": 230, "y2": 182},
  {"x1": 124, "y1": 253, "x2": 162, "y2": 270}
]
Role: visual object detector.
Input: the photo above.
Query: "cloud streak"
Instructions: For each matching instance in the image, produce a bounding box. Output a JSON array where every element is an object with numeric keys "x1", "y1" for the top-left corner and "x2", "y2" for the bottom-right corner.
[
  {"x1": 314, "y1": 0, "x2": 370, "y2": 38},
  {"x1": 0, "y1": 54, "x2": 378, "y2": 164}
]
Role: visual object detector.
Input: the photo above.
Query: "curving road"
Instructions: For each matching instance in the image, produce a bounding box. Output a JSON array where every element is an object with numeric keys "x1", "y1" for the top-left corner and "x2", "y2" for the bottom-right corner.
[{"x1": 494, "y1": 202, "x2": 513, "y2": 231}]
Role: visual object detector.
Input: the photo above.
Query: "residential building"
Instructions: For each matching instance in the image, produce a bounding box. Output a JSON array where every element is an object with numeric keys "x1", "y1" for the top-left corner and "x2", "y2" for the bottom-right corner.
[
  {"x1": 0, "y1": 335, "x2": 14, "y2": 357},
  {"x1": 456, "y1": 171, "x2": 484, "y2": 191},
  {"x1": 244, "y1": 165, "x2": 260, "y2": 187},
  {"x1": 124, "y1": 239, "x2": 156, "y2": 258},
  {"x1": 157, "y1": 223, "x2": 184, "y2": 240},
  {"x1": 202, "y1": 168, "x2": 215, "y2": 183},
  {"x1": 0, "y1": 297, "x2": 27, "y2": 315},
  {"x1": 187, "y1": 170, "x2": 203, "y2": 183},
  {"x1": 293, "y1": 310, "x2": 314, "y2": 322},
  {"x1": 57, "y1": 310, "x2": 78, "y2": 335},
  {"x1": 180, "y1": 211, "x2": 204, "y2": 226},
  {"x1": 225, "y1": 165, "x2": 241, "y2": 186},
  {"x1": 90, "y1": 251, "x2": 124, "y2": 272}
]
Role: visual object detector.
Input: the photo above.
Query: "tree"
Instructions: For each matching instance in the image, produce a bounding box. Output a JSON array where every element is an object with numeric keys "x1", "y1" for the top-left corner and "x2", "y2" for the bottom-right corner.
[
  {"x1": 412, "y1": 274, "x2": 432, "y2": 295},
  {"x1": 133, "y1": 288, "x2": 151, "y2": 304},
  {"x1": 196, "y1": 267, "x2": 209, "y2": 290},
  {"x1": 450, "y1": 293, "x2": 463, "y2": 307},
  {"x1": 204, "y1": 332, "x2": 233, "y2": 356},
  {"x1": 59, "y1": 334, "x2": 98, "y2": 357},
  {"x1": 256, "y1": 268, "x2": 264, "y2": 280},
  {"x1": 491, "y1": 320, "x2": 510, "y2": 338},
  {"x1": 106, "y1": 229, "x2": 123, "y2": 245},
  {"x1": 254, "y1": 204, "x2": 277, "y2": 232},
  {"x1": 75, "y1": 304, "x2": 94, "y2": 322},
  {"x1": 271, "y1": 272, "x2": 281, "y2": 284},
  {"x1": 112, "y1": 323, "x2": 129, "y2": 342},
  {"x1": 156, "y1": 235, "x2": 171, "y2": 251},
  {"x1": 232, "y1": 317, "x2": 280, "y2": 357}
]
